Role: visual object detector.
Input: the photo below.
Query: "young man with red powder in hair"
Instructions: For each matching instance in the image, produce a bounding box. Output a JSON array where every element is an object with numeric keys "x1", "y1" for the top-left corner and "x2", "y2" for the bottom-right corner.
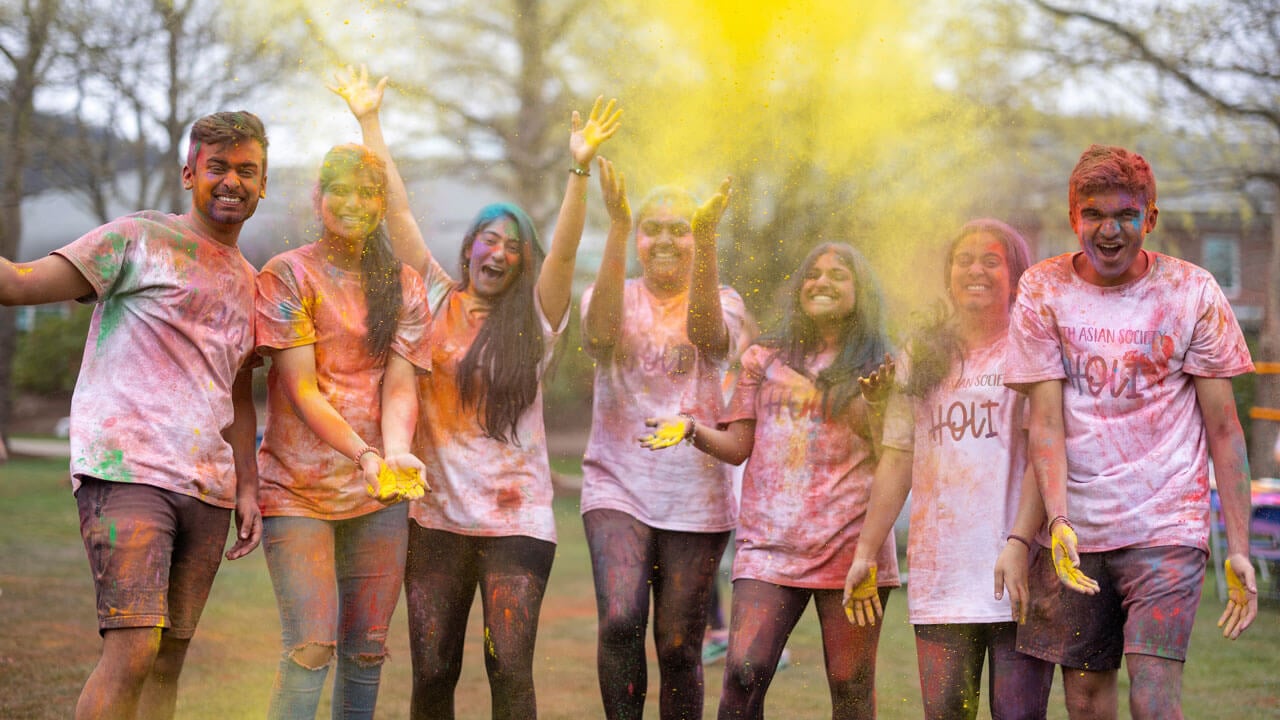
[{"x1": 1005, "y1": 144, "x2": 1257, "y2": 719}]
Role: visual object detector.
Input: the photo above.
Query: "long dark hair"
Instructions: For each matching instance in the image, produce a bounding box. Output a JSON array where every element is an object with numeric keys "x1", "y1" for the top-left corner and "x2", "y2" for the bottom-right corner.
[
  {"x1": 757, "y1": 242, "x2": 890, "y2": 418},
  {"x1": 455, "y1": 202, "x2": 547, "y2": 444},
  {"x1": 904, "y1": 218, "x2": 1031, "y2": 397},
  {"x1": 316, "y1": 144, "x2": 402, "y2": 358}
]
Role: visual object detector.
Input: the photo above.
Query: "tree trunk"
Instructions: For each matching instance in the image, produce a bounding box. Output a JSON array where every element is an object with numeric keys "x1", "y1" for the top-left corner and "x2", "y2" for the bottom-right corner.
[
  {"x1": 0, "y1": 0, "x2": 59, "y2": 446},
  {"x1": 512, "y1": 0, "x2": 553, "y2": 230}
]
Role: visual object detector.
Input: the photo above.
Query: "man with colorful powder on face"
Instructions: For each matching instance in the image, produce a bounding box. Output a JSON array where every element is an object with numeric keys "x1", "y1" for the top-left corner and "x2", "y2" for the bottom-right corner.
[
  {"x1": 0, "y1": 111, "x2": 268, "y2": 720},
  {"x1": 1004, "y1": 144, "x2": 1257, "y2": 719}
]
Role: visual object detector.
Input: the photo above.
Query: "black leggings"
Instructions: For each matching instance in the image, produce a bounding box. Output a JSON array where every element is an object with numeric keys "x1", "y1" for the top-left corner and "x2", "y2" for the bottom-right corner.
[
  {"x1": 583, "y1": 509, "x2": 730, "y2": 720},
  {"x1": 403, "y1": 524, "x2": 555, "y2": 720},
  {"x1": 718, "y1": 579, "x2": 891, "y2": 720}
]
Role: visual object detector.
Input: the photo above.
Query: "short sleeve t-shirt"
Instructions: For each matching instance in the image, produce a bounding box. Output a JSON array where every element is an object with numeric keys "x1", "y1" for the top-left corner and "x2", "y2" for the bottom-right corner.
[
  {"x1": 579, "y1": 279, "x2": 746, "y2": 532},
  {"x1": 1005, "y1": 252, "x2": 1254, "y2": 552},
  {"x1": 882, "y1": 337, "x2": 1026, "y2": 624},
  {"x1": 254, "y1": 243, "x2": 432, "y2": 520},
  {"x1": 408, "y1": 257, "x2": 564, "y2": 544},
  {"x1": 53, "y1": 211, "x2": 257, "y2": 507},
  {"x1": 722, "y1": 344, "x2": 900, "y2": 590}
]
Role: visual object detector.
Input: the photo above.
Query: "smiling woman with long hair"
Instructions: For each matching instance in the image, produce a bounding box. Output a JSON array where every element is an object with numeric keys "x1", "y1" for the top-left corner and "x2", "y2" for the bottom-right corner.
[
  {"x1": 843, "y1": 219, "x2": 1054, "y2": 720},
  {"x1": 643, "y1": 242, "x2": 899, "y2": 719},
  {"x1": 331, "y1": 65, "x2": 620, "y2": 719},
  {"x1": 254, "y1": 143, "x2": 431, "y2": 719}
]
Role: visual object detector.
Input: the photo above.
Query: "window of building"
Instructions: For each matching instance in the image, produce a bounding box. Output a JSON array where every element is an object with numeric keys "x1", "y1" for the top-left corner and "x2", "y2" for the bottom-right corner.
[{"x1": 1201, "y1": 234, "x2": 1241, "y2": 299}]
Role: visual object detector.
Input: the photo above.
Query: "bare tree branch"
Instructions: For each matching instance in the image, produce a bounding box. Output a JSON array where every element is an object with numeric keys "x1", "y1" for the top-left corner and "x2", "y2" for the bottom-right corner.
[{"x1": 1028, "y1": 0, "x2": 1280, "y2": 132}]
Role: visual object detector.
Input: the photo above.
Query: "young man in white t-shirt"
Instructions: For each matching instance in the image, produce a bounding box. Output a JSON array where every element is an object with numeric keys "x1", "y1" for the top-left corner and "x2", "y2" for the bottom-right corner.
[
  {"x1": 1005, "y1": 144, "x2": 1257, "y2": 718},
  {"x1": 0, "y1": 112, "x2": 267, "y2": 720}
]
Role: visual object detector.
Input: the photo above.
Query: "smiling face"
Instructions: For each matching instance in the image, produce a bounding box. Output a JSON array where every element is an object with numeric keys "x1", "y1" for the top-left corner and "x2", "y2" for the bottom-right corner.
[
  {"x1": 318, "y1": 166, "x2": 385, "y2": 243},
  {"x1": 1071, "y1": 188, "x2": 1158, "y2": 286},
  {"x1": 949, "y1": 231, "x2": 1011, "y2": 318},
  {"x1": 799, "y1": 251, "x2": 856, "y2": 328},
  {"x1": 183, "y1": 140, "x2": 266, "y2": 231},
  {"x1": 467, "y1": 217, "x2": 524, "y2": 298},
  {"x1": 636, "y1": 206, "x2": 695, "y2": 293}
]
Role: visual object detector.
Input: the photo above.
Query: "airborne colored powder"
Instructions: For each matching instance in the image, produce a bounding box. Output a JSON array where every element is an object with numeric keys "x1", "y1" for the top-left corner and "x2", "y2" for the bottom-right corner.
[{"x1": 232, "y1": 0, "x2": 999, "y2": 325}]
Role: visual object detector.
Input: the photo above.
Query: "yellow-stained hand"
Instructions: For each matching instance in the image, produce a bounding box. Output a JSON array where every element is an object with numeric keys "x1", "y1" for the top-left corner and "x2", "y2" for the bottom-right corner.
[
  {"x1": 1217, "y1": 555, "x2": 1258, "y2": 639},
  {"x1": 598, "y1": 157, "x2": 630, "y2": 226},
  {"x1": 691, "y1": 177, "x2": 732, "y2": 242},
  {"x1": 387, "y1": 452, "x2": 430, "y2": 498},
  {"x1": 366, "y1": 455, "x2": 429, "y2": 502},
  {"x1": 327, "y1": 64, "x2": 387, "y2": 121},
  {"x1": 639, "y1": 416, "x2": 690, "y2": 451},
  {"x1": 993, "y1": 540, "x2": 1031, "y2": 624},
  {"x1": 570, "y1": 96, "x2": 622, "y2": 169},
  {"x1": 842, "y1": 560, "x2": 881, "y2": 626},
  {"x1": 1050, "y1": 520, "x2": 1100, "y2": 594},
  {"x1": 858, "y1": 354, "x2": 896, "y2": 406},
  {"x1": 360, "y1": 452, "x2": 388, "y2": 501}
]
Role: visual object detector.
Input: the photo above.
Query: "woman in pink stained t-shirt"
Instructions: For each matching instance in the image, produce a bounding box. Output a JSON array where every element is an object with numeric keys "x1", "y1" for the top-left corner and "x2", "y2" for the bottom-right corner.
[
  {"x1": 578, "y1": 177, "x2": 747, "y2": 718},
  {"x1": 255, "y1": 143, "x2": 432, "y2": 719},
  {"x1": 844, "y1": 219, "x2": 1054, "y2": 720},
  {"x1": 331, "y1": 66, "x2": 620, "y2": 719},
  {"x1": 642, "y1": 242, "x2": 898, "y2": 720}
]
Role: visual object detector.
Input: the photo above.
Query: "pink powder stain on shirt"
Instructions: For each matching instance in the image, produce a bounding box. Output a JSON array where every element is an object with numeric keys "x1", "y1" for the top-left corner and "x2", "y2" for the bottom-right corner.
[{"x1": 1006, "y1": 253, "x2": 1253, "y2": 552}]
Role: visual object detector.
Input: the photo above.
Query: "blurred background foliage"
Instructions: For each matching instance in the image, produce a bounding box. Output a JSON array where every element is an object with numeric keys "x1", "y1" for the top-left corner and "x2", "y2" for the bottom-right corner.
[{"x1": 3, "y1": 0, "x2": 1277, "y2": 465}]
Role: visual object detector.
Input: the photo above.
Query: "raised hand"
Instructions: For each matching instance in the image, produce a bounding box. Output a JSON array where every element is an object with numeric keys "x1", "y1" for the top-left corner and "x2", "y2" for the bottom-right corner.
[
  {"x1": 691, "y1": 176, "x2": 732, "y2": 241},
  {"x1": 859, "y1": 354, "x2": 896, "y2": 405},
  {"x1": 639, "y1": 416, "x2": 690, "y2": 451},
  {"x1": 570, "y1": 96, "x2": 622, "y2": 169},
  {"x1": 1217, "y1": 555, "x2": 1257, "y2": 639},
  {"x1": 842, "y1": 560, "x2": 882, "y2": 626},
  {"x1": 1049, "y1": 518, "x2": 1099, "y2": 594},
  {"x1": 598, "y1": 157, "x2": 630, "y2": 226},
  {"x1": 327, "y1": 64, "x2": 388, "y2": 121}
]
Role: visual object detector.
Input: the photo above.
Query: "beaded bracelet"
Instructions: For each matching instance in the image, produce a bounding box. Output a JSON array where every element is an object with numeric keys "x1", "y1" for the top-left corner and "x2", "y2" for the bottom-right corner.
[
  {"x1": 679, "y1": 413, "x2": 697, "y2": 444},
  {"x1": 569, "y1": 165, "x2": 591, "y2": 177},
  {"x1": 355, "y1": 446, "x2": 382, "y2": 464}
]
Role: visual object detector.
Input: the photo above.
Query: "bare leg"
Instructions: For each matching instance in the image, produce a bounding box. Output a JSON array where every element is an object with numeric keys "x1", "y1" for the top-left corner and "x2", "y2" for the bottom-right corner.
[
  {"x1": 76, "y1": 627, "x2": 162, "y2": 720},
  {"x1": 1060, "y1": 667, "x2": 1118, "y2": 720},
  {"x1": 136, "y1": 634, "x2": 192, "y2": 720},
  {"x1": 1126, "y1": 654, "x2": 1184, "y2": 720}
]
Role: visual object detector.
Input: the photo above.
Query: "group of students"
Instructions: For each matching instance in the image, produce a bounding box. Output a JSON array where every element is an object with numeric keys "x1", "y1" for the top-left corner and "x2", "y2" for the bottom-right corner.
[{"x1": 0, "y1": 63, "x2": 1264, "y2": 720}]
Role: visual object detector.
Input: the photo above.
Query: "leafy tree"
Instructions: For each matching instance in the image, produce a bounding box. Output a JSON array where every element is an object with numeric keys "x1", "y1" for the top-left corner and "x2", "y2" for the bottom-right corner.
[
  {"x1": 974, "y1": 0, "x2": 1280, "y2": 473},
  {"x1": 13, "y1": 305, "x2": 92, "y2": 395}
]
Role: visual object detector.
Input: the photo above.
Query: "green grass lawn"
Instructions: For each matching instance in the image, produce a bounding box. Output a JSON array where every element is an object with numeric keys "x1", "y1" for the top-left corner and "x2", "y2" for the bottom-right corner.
[{"x1": 2, "y1": 456, "x2": 1278, "y2": 718}]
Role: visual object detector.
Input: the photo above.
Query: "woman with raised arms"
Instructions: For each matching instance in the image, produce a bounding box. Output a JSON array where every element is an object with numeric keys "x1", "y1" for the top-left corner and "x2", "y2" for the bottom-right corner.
[
  {"x1": 254, "y1": 141, "x2": 431, "y2": 719},
  {"x1": 643, "y1": 242, "x2": 898, "y2": 720},
  {"x1": 330, "y1": 65, "x2": 620, "y2": 719},
  {"x1": 579, "y1": 174, "x2": 747, "y2": 718},
  {"x1": 843, "y1": 219, "x2": 1054, "y2": 720}
]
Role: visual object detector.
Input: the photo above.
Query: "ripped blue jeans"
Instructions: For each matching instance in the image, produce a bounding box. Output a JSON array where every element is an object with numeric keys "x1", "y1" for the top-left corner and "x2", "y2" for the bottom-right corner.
[{"x1": 263, "y1": 503, "x2": 408, "y2": 720}]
